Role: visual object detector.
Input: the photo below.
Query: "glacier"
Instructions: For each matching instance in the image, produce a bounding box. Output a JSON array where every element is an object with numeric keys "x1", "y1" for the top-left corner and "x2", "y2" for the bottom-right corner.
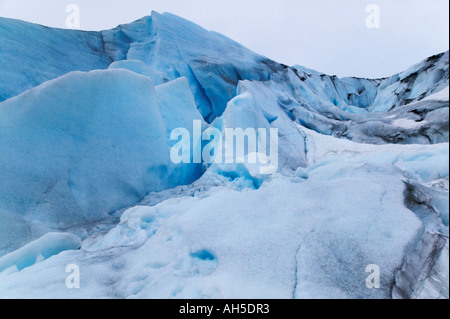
[{"x1": 0, "y1": 11, "x2": 448, "y2": 299}]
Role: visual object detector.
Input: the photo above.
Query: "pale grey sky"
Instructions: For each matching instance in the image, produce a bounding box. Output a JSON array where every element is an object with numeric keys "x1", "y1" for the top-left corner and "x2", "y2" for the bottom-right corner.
[{"x1": 0, "y1": 0, "x2": 448, "y2": 78}]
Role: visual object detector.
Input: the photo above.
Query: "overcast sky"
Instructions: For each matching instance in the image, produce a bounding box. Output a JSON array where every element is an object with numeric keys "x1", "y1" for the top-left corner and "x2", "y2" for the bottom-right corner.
[{"x1": 0, "y1": 0, "x2": 448, "y2": 78}]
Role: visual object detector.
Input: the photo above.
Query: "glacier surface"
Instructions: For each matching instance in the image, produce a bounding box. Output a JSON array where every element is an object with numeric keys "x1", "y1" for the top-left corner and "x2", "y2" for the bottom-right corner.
[{"x1": 0, "y1": 11, "x2": 448, "y2": 299}]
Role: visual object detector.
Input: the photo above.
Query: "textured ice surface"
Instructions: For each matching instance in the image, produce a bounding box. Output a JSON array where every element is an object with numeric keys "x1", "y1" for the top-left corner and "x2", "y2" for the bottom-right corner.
[
  {"x1": 0, "y1": 12, "x2": 282, "y2": 123},
  {"x1": 0, "y1": 12, "x2": 448, "y2": 299},
  {"x1": 0, "y1": 69, "x2": 204, "y2": 254},
  {"x1": 0, "y1": 17, "x2": 111, "y2": 102},
  {"x1": 2, "y1": 130, "x2": 447, "y2": 299},
  {"x1": 0, "y1": 232, "x2": 80, "y2": 273}
]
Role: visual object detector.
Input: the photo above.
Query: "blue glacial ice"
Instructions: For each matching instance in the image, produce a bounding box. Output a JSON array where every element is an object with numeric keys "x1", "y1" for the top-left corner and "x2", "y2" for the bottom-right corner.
[
  {"x1": 0, "y1": 232, "x2": 81, "y2": 273},
  {"x1": 0, "y1": 11, "x2": 448, "y2": 299},
  {"x1": 0, "y1": 69, "x2": 205, "y2": 253}
]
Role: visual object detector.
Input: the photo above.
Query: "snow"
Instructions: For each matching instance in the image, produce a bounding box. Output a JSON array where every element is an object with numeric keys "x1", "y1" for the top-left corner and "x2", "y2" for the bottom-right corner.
[
  {"x1": 1, "y1": 122, "x2": 447, "y2": 298},
  {"x1": 0, "y1": 132, "x2": 436, "y2": 298},
  {"x1": 0, "y1": 233, "x2": 80, "y2": 273},
  {"x1": 422, "y1": 86, "x2": 449, "y2": 102},
  {"x1": 392, "y1": 118, "x2": 427, "y2": 130},
  {"x1": 302, "y1": 126, "x2": 449, "y2": 183}
]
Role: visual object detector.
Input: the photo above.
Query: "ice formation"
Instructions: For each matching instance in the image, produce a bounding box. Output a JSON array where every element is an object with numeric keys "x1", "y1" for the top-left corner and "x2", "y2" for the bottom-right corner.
[{"x1": 0, "y1": 11, "x2": 448, "y2": 299}]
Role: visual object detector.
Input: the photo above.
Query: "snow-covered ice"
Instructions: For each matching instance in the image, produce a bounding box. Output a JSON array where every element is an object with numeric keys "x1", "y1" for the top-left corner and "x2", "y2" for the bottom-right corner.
[
  {"x1": 0, "y1": 233, "x2": 81, "y2": 273},
  {"x1": 0, "y1": 11, "x2": 448, "y2": 299}
]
